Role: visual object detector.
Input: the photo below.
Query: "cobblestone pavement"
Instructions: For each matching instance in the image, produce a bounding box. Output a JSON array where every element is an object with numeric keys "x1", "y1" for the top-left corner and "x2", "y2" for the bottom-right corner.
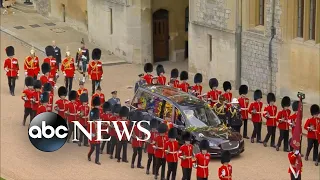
[{"x1": 1, "y1": 32, "x2": 319, "y2": 180}]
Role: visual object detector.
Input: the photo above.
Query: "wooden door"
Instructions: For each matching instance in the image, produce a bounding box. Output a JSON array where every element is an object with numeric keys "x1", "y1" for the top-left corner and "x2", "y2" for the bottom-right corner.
[{"x1": 153, "y1": 9, "x2": 169, "y2": 62}]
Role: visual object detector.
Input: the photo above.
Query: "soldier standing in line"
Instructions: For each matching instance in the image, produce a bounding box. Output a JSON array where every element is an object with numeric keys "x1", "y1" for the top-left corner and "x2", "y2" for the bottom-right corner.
[
  {"x1": 88, "y1": 48, "x2": 103, "y2": 95},
  {"x1": 31, "y1": 80, "x2": 42, "y2": 120},
  {"x1": 4, "y1": 46, "x2": 19, "y2": 96},
  {"x1": 76, "y1": 81, "x2": 88, "y2": 104},
  {"x1": 146, "y1": 118, "x2": 159, "y2": 175},
  {"x1": 154, "y1": 123, "x2": 168, "y2": 180},
  {"x1": 77, "y1": 93, "x2": 90, "y2": 147},
  {"x1": 107, "y1": 91, "x2": 121, "y2": 109},
  {"x1": 289, "y1": 101, "x2": 299, "y2": 151},
  {"x1": 87, "y1": 107, "x2": 101, "y2": 165},
  {"x1": 116, "y1": 106, "x2": 130, "y2": 163},
  {"x1": 165, "y1": 128, "x2": 179, "y2": 180},
  {"x1": 42, "y1": 83, "x2": 54, "y2": 112},
  {"x1": 21, "y1": 77, "x2": 34, "y2": 126},
  {"x1": 143, "y1": 63, "x2": 154, "y2": 85},
  {"x1": 100, "y1": 102, "x2": 112, "y2": 153},
  {"x1": 275, "y1": 96, "x2": 291, "y2": 152},
  {"x1": 191, "y1": 73, "x2": 203, "y2": 98},
  {"x1": 61, "y1": 47, "x2": 76, "y2": 93},
  {"x1": 304, "y1": 104, "x2": 319, "y2": 161},
  {"x1": 193, "y1": 140, "x2": 211, "y2": 180},
  {"x1": 131, "y1": 111, "x2": 145, "y2": 169},
  {"x1": 263, "y1": 93, "x2": 278, "y2": 148},
  {"x1": 218, "y1": 151, "x2": 232, "y2": 180},
  {"x1": 54, "y1": 86, "x2": 69, "y2": 120},
  {"x1": 238, "y1": 85, "x2": 250, "y2": 139},
  {"x1": 156, "y1": 64, "x2": 166, "y2": 85},
  {"x1": 207, "y1": 78, "x2": 221, "y2": 107},
  {"x1": 178, "y1": 71, "x2": 190, "y2": 93},
  {"x1": 66, "y1": 90, "x2": 79, "y2": 143},
  {"x1": 76, "y1": 39, "x2": 90, "y2": 82},
  {"x1": 109, "y1": 104, "x2": 121, "y2": 159},
  {"x1": 37, "y1": 92, "x2": 50, "y2": 115},
  {"x1": 39, "y1": 63, "x2": 50, "y2": 88},
  {"x1": 24, "y1": 47, "x2": 40, "y2": 80},
  {"x1": 135, "y1": 74, "x2": 147, "y2": 93},
  {"x1": 248, "y1": 89, "x2": 263, "y2": 143},
  {"x1": 43, "y1": 46, "x2": 58, "y2": 87},
  {"x1": 179, "y1": 132, "x2": 193, "y2": 180},
  {"x1": 91, "y1": 85, "x2": 105, "y2": 107},
  {"x1": 168, "y1": 69, "x2": 179, "y2": 88},
  {"x1": 222, "y1": 81, "x2": 232, "y2": 110}
]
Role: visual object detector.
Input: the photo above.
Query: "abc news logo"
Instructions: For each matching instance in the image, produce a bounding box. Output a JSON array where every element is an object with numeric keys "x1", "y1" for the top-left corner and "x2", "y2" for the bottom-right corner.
[{"x1": 29, "y1": 112, "x2": 150, "y2": 152}]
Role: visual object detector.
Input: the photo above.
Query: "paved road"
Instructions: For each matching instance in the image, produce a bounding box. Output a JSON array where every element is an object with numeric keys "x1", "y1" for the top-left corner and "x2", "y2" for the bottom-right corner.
[{"x1": 1, "y1": 32, "x2": 319, "y2": 180}]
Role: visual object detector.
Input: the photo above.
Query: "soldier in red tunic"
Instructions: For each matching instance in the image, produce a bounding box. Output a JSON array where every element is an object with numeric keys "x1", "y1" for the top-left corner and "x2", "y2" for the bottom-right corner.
[
  {"x1": 87, "y1": 107, "x2": 101, "y2": 165},
  {"x1": 77, "y1": 93, "x2": 90, "y2": 147},
  {"x1": 179, "y1": 71, "x2": 189, "y2": 93},
  {"x1": 169, "y1": 69, "x2": 179, "y2": 88},
  {"x1": 154, "y1": 123, "x2": 168, "y2": 180},
  {"x1": 156, "y1": 64, "x2": 166, "y2": 85},
  {"x1": 24, "y1": 47, "x2": 40, "y2": 80},
  {"x1": 249, "y1": 89, "x2": 263, "y2": 143},
  {"x1": 43, "y1": 46, "x2": 58, "y2": 84},
  {"x1": 207, "y1": 78, "x2": 221, "y2": 107},
  {"x1": 179, "y1": 132, "x2": 193, "y2": 180},
  {"x1": 43, "y1": 83, "x2": 54, "y2": 112},
  {"x1": 54, "y1": 86, "x2": 69, "y2": 120},
  {"x1": 66, "y1": 90, "x2": 79, "y2": 143},
  {"x1": 304, "y1": 104, "x2": 319, "y2": 161},
  {"x1": 192, "y1": 73, "x2": 203, "y2": 97},
  {"x1": 100, "y1": 102, "x2": 112, "y2": 153},
  {"x1": 238, "y1": 85, "x2": 250, "y2": 139},
  {"x1": 61, "y1": 48, "x2": 76, "y2": 92},
  {"x1": 193, "y1": 140, "x2": 211, "y2": 180},
  {"x1": 21, "y1": 77, "x2": 34, "y2": 126},
  {"x1": 116, "y1": 106, "x2": 130, "y2": 163},
  {"x1": 31, "y1": 80, "x2": 42, "y2": 120},
  {"x1": 109, "y1": 104, "x2": 121, "y2": 159},
  {"x1": 39, "y1": 63, "x2": 50, "y2": 88},
  {"x1": 146, "y1": 119, "x2": 158, "y2": 175},
  {"x1": 263, "y1": 93, "x2": 278, "y2": 148},
  {"x1": 315, "y1": 118, "x2": 320, "y2": 166},
  {"x1": 131, "y1": 111, "x2": 145, "y2": 168},
  {"x1": 4, "y1": 46, "x2": 19, "y2": 96},
  {"x1": 91, "y1": 85, "x2": 105, "y2": 107},
  {"x1": 143, "y1": 63, "x2": 154, "y2": 85},
  {"x1": 218, "y1": 150, "x2": 232, "y2": 180},
  {"x1": 76, "y1": 81, "x2": 88, "y2": 104},
  {"x1": 165, "y1": 128, "x2": 179, "y2": 180},
  {"x1": 288, "y1": 148, "x2": 302, "y2": 180},
  {"x1": 88, "y1": 48, "x2": 103, "y2": 95},
  {"x1": 37, "y1": 92, "x2": 49, "y2": 115},
  {"x1": 222, "y1": 81, "x2": 232, "y2": 110},
  {"x1": 276, "y1": 96, "x2": 291, "y2": 152}
]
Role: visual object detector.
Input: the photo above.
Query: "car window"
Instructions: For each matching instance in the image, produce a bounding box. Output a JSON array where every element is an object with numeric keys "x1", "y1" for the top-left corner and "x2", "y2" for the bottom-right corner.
[{"x1": 183, "y1": 105, "x2": 221, "y2": 127}]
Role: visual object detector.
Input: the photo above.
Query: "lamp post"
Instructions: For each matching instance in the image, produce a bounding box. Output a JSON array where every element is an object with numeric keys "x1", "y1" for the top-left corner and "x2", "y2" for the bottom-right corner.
[{"x1": 24, "y1": 0, "x2": 33, "y2": 5}]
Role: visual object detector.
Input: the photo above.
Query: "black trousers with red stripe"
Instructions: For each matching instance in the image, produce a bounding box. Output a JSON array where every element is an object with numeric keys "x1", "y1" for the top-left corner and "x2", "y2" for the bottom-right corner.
[{"x1": 88, "y1": 143, "x2": 100, "y2": 163}]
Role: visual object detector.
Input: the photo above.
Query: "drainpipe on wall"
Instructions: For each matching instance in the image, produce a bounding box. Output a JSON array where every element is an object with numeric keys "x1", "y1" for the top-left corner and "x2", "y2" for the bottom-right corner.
[
  {"x1": 269, "y1": 0, "x2": 276, "y2": 92},
  {"x1": 235, "y1": 0, "x2": 243, "y2": 88}
]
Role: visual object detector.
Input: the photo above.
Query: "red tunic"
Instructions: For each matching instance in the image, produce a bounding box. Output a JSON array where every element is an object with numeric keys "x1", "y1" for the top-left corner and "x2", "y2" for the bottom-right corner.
[
  {"x1": 144, "y1": 74, "x2": 153, "y2": 85},
  {"x1": 195, "y1": 153, "x2": 211, "y2": 178},
  {"x1": 61, "y1": 58, "x2": 76, "y2": 78},
  {"x1": 248, "y1": 101, "x2": 263, "y2": 123},
  {"x1": 37, "y1": 105, "x2": 48, "y2": 115},
  {"x1": 276, "y1": 109, "x2": 291, "y2": 130},
  {"x1": 66, "y1": 101, "x2": 78, "y2": 123},
  {"x1": 218, "y1": 164, "x2": 232, "y2": 180},
  {"x1": 100, "y1": 112, "x2": 112, "y2": 134},
  {"x1": 40, "y1": 75, "x2": 49, "y2": 87},
  {"x1": 207, "y1": 89, "x2": 222, "y2": 107},
  {"x1": 171, "y1": 79, "x2": 180, "y2": 88},
  {"x1": 317, "y1": 123, "x2": 320, "y2": 143},
  {"x1": 222, "y1": 92, "x2": 232, "y2": 110},
  {"x1": 4, "y1": 58, "x2": 19, "y2": 77},
  {"x1": 289, "y1": 113, "x2": 297, "y2": 135},
  {"x1": 157, "y1": 75, "x2": 166, "y2": 85},
  {"x1": 24, "y1": 56, "x2": 40, "y2": 77},
  {"x1": 179, "y1": 82, "x2": 190, "y2": 93},
  {"x1": 43, "y1": 57, "x2": 57, "y2": 77},
  {"x1": 47, "y1": 92, "x2": 54, "y2": 112},
  {"x1": 55, "y1": 99, "x2": 69, "y2": 119},
  {"x1": 109, "y1": 115, "x2": 118, "y2": 137},
  {"x1": 263, "y1": 105, "x2": 278, "y2": 126},
  {"x1": 91, "y1": 93, "x2": 105, "y2": 107},
  {"x1": 179, "y1": 144, "x2": 193, "y2": 168},
  {"x1": 147, "y1": 131, "x2": 159, "y2": 154},
  {"x1": 132, "y1": 126, "x2": 144, "y2": 148},
  {"x1": 88, "y1": 122, "x2": 100, "y2": 144},
  {"x1": 192, "y1": 85, "x2": 202, "y2": 97},
  {"x1": 76, "y1": 88, "x2": 88, "y2": 104},
  {"x1": 88, "y1": 61, "x2": 103, "y2": 80},
  {"x1": 288, "y1": 152, "x2": 302, "y2": 174},
  {"x1": 77, "y1": 104, "x2": 90, "y2": 126},
  {"x1": 304, "y1": 117, "x2": 319, "y2": 139},
  {"x1": 32, "y1": 91, "x2": 41, "y2": 111},
  {"x1": 22, "y1": 89, "x2": 34, "y2": 108},
  {"x1": 154, "y1": 135, "x2": 168, "y2": 158},
  {"x1": 238, "y1": 96, "x2": 249, "y2": 119},
  {"x1": 164, "y1": 140, "x2": 179, "y2": 162}
]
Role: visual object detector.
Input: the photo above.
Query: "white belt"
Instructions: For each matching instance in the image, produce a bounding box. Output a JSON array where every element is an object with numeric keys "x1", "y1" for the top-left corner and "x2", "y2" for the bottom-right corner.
[
  {"x1": 167, "y1": 151, "x2": 178, "y2": 154},
  {"x1": 269, "y1": 116, "x2": 276, "y2": 118},
  {"x1": 58, "y1": 109, "x2": 65, "y2": 111},
  {"x1": 68, "y1": 113, "x2": 77, "y2": 116},
  {"x1": 198, "y1": 165, "x2": 208, "y2": 168}
]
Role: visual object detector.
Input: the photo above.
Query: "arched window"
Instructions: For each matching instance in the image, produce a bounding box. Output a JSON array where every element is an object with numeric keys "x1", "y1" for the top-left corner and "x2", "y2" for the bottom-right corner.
[{"x1": 185, "y1": 7, "x2": 189, "y2": 32}]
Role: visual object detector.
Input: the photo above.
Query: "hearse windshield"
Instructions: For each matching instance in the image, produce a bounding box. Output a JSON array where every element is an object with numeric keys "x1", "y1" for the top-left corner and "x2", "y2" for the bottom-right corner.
[{"x1": 183, "y1": 105, "x2": 221, "y2": 127}]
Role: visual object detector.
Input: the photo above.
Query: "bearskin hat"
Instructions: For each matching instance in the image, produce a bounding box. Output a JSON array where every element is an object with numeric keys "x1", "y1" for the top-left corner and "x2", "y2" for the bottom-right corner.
[
  {"x1": 90, "y1": 108, "x2": 100, "y2": 120},
  {"x1": 40, "y1": 92, "x2": 49, "y2": 103},
  {"x1": 209, "y1": 78, "x2": 219, "y2": 89},
  {"x1": 239, "y1": 85, "x2": 248, "y2": 95},
  {"x1": 221, "y1": 150, "x2": 231, "y2": 164},
  {"x1": 156, "y1": 64, "x2": 165, "y2": 76},
  {"x1": 144, "y1": 63, "x2": 153, "y2": 73},
  {"x1": 33, "y1": 80, "x2": 42, "y2": 89},
  {"x1": 58, "y1": 86, "x2": 67, "y2": 97},
  {"x1": 92, "y1": 48, "x2": 101, "y2": 60},
  {"x1": 194, "y1": 73, "x2": 203, "y2": 84},
  {"x1": 92, "y1": 96, "x2": 101, "y2": 107},
  {"x1": 182, "y1": 131, "x2": 192, "y2": 141},
  {"x1": 43, "y1": 83, "x2": 52, "y2": 92},
  {"x1": 150, "y1": 118, "x2": 158, "y2": 129},
  {"x1": 45, "y1": 46, "x2": 54, "y2": 57},
  {"x1": 310, "y1": 104, "x2": 320, "y2": 116},
  {"x1": 80, "y1": 93, "x2": 89, "y2": 103},
  {"x1": 157, "y1": 123, "x2": 168, "y2": 134},
  {"x1": 6, "y1": 46, "x2": 14, "y2": 56},
  {"x1": 170, "y1": 68, "x2": 179, "y2": 78},
  {"x1": 223, "y1": 81, "x2": 232, "y2": 91},
  {"x1": 291, "y1": 101, "x2": 299, "y2": 111},
  {"x1": 280, "y1": 96, "x2": 291, "y2": 108},
  {"x1": 253, "y1": 89, "x2": 262, "y2": 101},
  {"x1": 102, "y1": 102, "x2": 111, "y2": 112},
  {"x1": 68, "y1": 90, "x2": 77, "y2": 101},
  {"x1": 25, "y1": 76, "x2": 34, "y2": 87},
  {"x1": 168, "y1": 128, "x2": 177, "y2": 139},
  {"x1": 267, "y1": 93, "x2": 276, "y2": 104},
  {"x1": 180, "y1": 71, "x2": 188, "y2": 81},
  {"x1": 41, "y1": 63, "x2": 51, "y2": 74},
  {"x1": 119, "y1": 106, "x2": 129, "y2": 117},
  {"x1": 112, "y1": 104, "x2": 121, "y2": 114},
  {"x1": 199, "y1": 139, "x2": 210, "y2": 150}
]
